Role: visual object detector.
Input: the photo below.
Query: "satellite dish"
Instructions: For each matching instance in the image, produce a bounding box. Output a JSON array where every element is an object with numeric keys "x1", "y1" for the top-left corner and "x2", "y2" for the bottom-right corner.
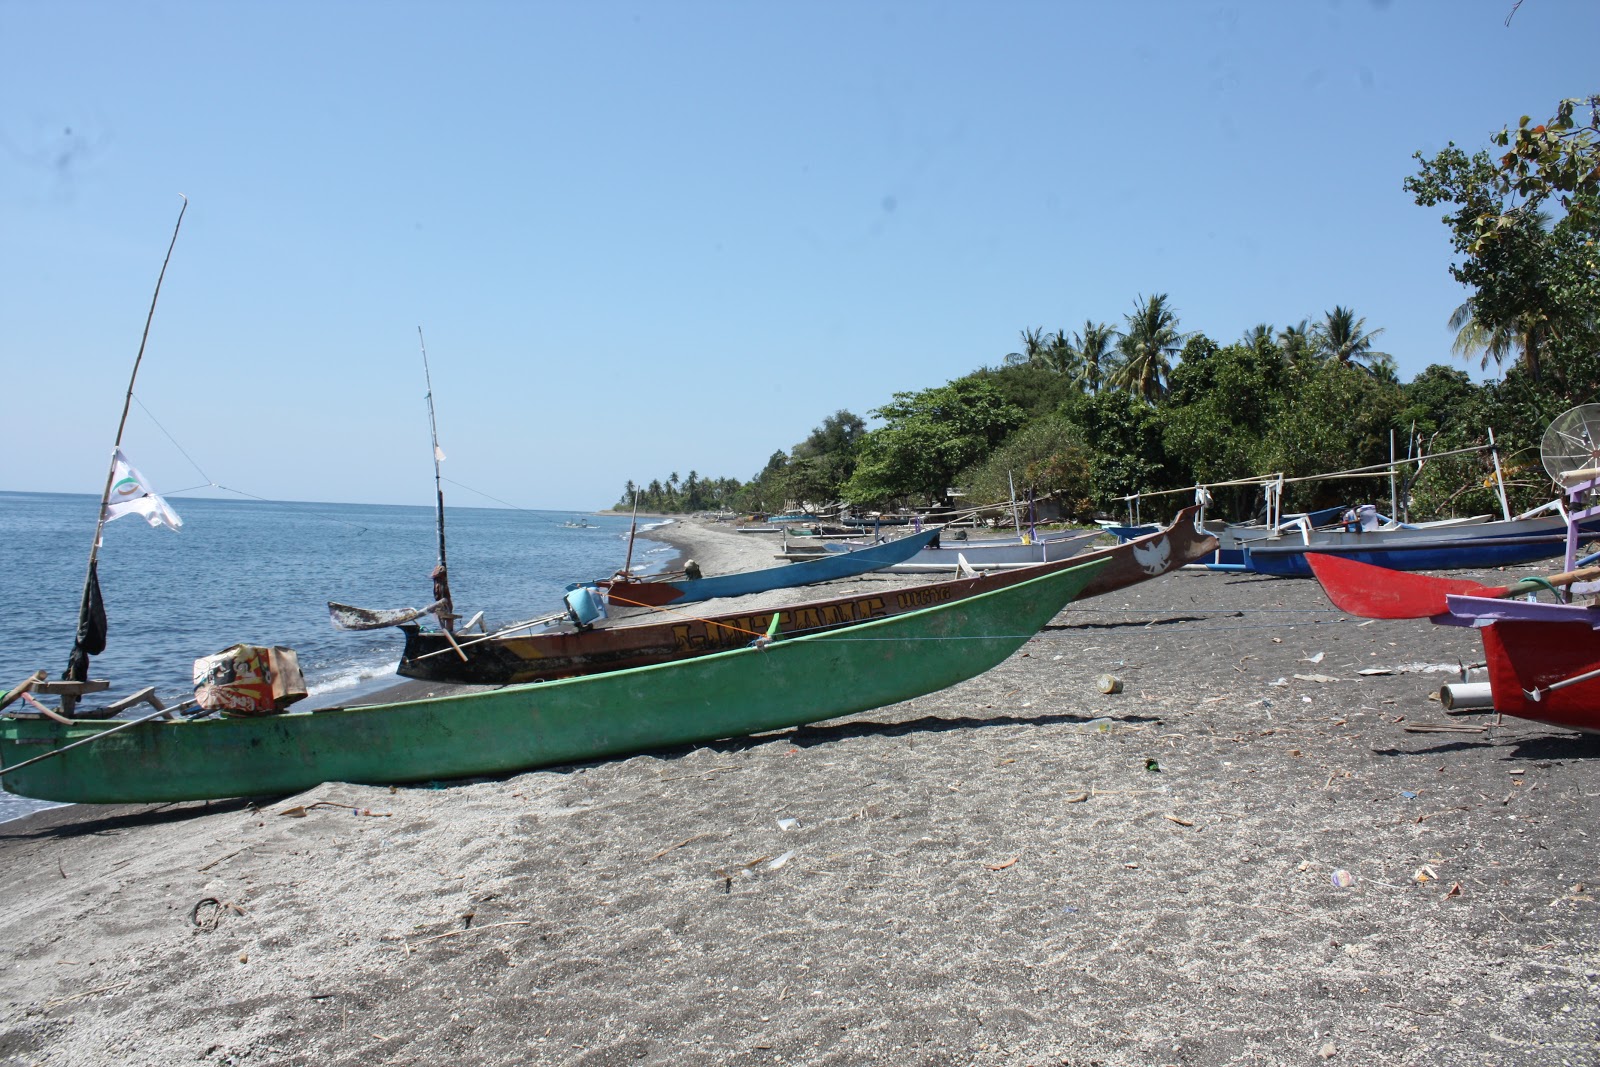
[{"x1": 1540, "y1": 404, "x2": 1600, "y2": 486}]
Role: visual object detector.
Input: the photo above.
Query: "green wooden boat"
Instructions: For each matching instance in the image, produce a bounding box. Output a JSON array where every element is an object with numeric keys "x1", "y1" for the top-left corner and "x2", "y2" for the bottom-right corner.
[{"x1": 0, "y1": 558, "x2": 1105, "y2": 804}]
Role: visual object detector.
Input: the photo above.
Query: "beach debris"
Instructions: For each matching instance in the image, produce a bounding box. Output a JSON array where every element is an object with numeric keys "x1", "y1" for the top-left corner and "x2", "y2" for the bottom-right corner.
[
  {"x1": 776, "y1": 817, "x2": 799, "y2": 830},
  {"x1": 1318, "y1": 1041, "x2": 1338, "y2": 1060},
  {"x1": 984, "y1": 856, "x2": 1020, "y2": 871},
  {"x1": 1301, "y1": 652, "x2": 1326, "y2": 664},
  {"x1": 1397, "y1": 661, "x2": 1472, "y2": 675},
  {"x1": 650, "y1": 833, "x2": 714, "y2": 860},
  {"x1": 1144, "y1": 758, "x2": 1161, "y2": 772},
  {"x1": 191, "y1": 897, "x2": 246, "y2": 930},
  {"x1": 1400, "y1": 790, "x2": 1418, "y2": 799},
  {"x1": 1357, "y1": 667, "x2": 1393, "y2": 676},
  {"x1": 767, "y1": 851, "x2": 795, "y2": 870},
  {"x1": 278, "y1": 800, "x2": 391, "y2": 818},
  {"x1": 1268, "y1": 677, "x2": 1289, "y2": 687},
  {"x1": 1163, "y1": 813, "x2": 1194, "y2": 827},
  {"x1": 1414, "y1": 865, "x2": 1438, "y2": 883},
  {"x1": 1064, "y1": 792, "x2": 1090, "y2": 804},
  {"x1": 1095, "y1": 674, "x2": 1124, "y2": 694},
  {"x1": 1444, "y1": 882, "x2": 1462, "y2": 898},
  {"x1": 1439, "y1": 682, "x2": 1494, "y2": 711},
  {"x1": 1080, "y1": 717, "x2": 1114, "y2": 733},
  {"x1": 1330, "y1": 869, "x2": 1355, "y2": 888},
  {"x1": 1293, "y1": 674, "x2": 1340, "y2": 683}
]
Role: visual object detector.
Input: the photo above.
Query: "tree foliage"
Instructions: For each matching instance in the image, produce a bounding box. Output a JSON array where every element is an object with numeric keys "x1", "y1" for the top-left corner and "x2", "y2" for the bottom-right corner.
[{"x1": 843, "y1": 380, "x2": 1025, "y2": 505}]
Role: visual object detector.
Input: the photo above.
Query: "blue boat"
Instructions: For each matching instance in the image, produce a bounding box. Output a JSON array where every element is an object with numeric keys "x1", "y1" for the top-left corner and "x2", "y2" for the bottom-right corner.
[
  {"x1": 586, "y1": 528, "x2": 942, "y2": 607},
  {"x1": 1242, "y1": 514, "x2": 1599, "y2": 577}
]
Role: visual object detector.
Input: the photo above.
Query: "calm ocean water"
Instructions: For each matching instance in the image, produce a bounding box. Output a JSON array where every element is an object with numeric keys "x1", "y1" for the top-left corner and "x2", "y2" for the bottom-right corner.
[{"x1": 0, "y1": 491, "x2": 677, "y2": 823}]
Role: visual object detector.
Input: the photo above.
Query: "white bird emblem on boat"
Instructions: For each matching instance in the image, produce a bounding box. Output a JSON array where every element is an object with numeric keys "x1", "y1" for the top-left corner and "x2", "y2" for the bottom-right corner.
[{"x1": 1130, "y1": 536, "x2": 1170, "y2": 575}]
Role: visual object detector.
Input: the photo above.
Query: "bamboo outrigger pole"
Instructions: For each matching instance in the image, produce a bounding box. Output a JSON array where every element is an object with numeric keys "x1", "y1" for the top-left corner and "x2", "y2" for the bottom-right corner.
[
  {"x1": 418, "y1": 327, "x2": 456, "y2": 632},
  {"x1": 65, "y1": 195, "x2": 188, "y2": 683}
]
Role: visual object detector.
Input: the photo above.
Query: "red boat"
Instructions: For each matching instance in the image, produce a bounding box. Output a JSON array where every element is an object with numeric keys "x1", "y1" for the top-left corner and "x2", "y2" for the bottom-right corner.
[
  {"x1": 1478, "y1": 617, "x2": 1600, "y2": 734},
  {"x1": 1305, "y1": 550, "x2": 1600, "y2": 733}
]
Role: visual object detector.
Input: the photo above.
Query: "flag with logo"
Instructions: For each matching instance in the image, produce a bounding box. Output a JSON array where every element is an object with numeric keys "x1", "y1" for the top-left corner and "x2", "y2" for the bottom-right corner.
[{"x1": 103, "y1": 449, "x2": 183, "y2": 529}]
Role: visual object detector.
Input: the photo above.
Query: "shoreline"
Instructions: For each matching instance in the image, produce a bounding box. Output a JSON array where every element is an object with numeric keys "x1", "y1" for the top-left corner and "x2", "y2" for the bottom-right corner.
[{"x1": 2, "y1": 519, "x2": 1596, "y2": 1064}]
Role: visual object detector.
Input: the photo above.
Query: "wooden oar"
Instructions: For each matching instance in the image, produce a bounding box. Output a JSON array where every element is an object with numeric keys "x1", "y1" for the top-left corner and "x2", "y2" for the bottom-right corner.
[{"x1": 1307, "y1": 553, "x2": 1600, "y2": 620}]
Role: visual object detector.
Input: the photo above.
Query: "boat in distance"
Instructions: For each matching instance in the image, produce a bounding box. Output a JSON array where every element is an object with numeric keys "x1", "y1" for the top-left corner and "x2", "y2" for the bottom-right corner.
[
  {"x1": 396, "y1": 507, "x2": 1218, "y2": 685},
  {"x1": 0, "y1": 560, "x2": 1106, "y2": 805},
  {"x1": 592, "y1": 527, "x2": 940, "y2": 607}
]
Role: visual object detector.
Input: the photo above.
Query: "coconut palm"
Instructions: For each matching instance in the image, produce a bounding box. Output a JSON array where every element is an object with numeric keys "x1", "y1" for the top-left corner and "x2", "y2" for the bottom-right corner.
[
  {"x1": 1240, "y1": 323, "x2": 1275, "y2": 352},
  {"x1": 1110, "y1": 294, "x2": 1185, "y2": 401},
  {"x1": 1277, "y1": 319, "x2": 1314, "y2": 362},
  {"x1": 1004, "y1": 327, "x2": 1051, "y2": 368},
  {"x1": 1314, "y1": 306, "x2": 1391, "y2": 371},
  {"x1": 1070, "y1": 320, "x2": 1116, "y2": 394},
  {"x1": 1043, "y1": 329, "x2": 1079, "y2": 376}
]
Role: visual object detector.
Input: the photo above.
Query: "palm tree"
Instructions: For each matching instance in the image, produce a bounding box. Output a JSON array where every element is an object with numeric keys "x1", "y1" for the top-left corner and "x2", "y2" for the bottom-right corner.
[
  {"x1": 1277, "y1": 319, "x2": 1313, "y2": 362},
  {"x1": 1070, "y1": 320, "x2": 1115, "y2": 394},
  {"x1": 1448, "y1": 296, "x2": 1550, "y2": 381},
  {"x1": 1004, "y1": 327, "x2": 1050, "y2": 368},
  {"x1": 1043, "y1": 329, "x2": 1079, "y2": 376},
  {"x1": 1240, "y1": 323, "x2": 1275, "y2": 352},
  {"x1": 1314, "y1": 306, "x2": 1391, "y2": 371},
  {"x1": 1110, "y1": 294, "x2": 1185, "y2": 401}
]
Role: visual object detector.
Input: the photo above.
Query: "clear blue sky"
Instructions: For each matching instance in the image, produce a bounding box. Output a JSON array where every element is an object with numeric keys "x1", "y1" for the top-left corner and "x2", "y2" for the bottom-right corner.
[{"x1": 4, "y1": 1, "x2": 1595, "y2": 510}]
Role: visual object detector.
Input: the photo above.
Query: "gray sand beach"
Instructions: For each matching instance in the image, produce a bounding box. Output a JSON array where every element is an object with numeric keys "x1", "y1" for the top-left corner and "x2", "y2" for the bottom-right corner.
[{"x1": 2, "y1": 517, "x2": 1596, "y2": 1066}]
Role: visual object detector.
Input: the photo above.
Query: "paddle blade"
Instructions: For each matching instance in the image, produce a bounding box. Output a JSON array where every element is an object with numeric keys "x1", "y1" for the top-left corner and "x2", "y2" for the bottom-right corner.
[
  {"x1": 328, "y1": 600, "x2": 446, "y2": 631},
  {"x1": 1305, "y1": 554, "x2": 1506, "y2": 619}
]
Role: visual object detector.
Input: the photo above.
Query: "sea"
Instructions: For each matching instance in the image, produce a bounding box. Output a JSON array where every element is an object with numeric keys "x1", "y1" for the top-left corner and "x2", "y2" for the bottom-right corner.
[{"x1": 0, "y1": 491, "x2": 677, "y2": 824}]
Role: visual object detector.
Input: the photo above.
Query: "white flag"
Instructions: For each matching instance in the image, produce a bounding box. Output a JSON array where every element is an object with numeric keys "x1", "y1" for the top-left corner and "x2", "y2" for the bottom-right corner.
[{"x1": 103, "y1": 449, "x2": 183, "y2": 529}]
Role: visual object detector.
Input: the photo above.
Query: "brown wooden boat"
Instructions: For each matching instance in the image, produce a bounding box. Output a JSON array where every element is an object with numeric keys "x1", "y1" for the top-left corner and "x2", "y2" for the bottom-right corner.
[{"x1": 394, "y1": 506, "x2": 1216, "y2": 685}]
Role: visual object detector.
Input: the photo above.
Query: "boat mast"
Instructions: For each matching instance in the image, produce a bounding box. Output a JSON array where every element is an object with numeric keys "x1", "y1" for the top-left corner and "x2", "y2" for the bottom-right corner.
[
  {"x1": 65, "y1": 196, "x2": 188, "y2": 682},
  {"x1": 621, "y1": 490, "x2": 640, "y2": 575},
  {"x1": 418, "y1": 327, "x2": 455, "y2": 632}
]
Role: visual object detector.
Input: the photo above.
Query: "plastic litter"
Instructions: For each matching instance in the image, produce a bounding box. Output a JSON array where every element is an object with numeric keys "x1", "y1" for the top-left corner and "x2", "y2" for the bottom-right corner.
[
  {"x1": 767, "y1": 851, "x2": 794, "y2": 870},
  {"x1": 1096, "y1": 674, "x2": 1124, "y2": 694},
  {"x1": 1331, "y1": 869, "x2": 1355, "y2": 888},
  {"x1": 776, "y1": 817, "x2": 799, "y2": 831}
]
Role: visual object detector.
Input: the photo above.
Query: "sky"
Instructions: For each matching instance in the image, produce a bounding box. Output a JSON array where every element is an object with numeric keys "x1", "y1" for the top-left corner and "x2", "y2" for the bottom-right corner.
[{"x1": 3, "y1": 0, "x2": 1596, "y2": 511}]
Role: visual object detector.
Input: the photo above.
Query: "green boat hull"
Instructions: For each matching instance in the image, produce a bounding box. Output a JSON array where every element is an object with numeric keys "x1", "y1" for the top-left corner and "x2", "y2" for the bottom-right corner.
[{"x1": 0, "y1": 560, "x2": 1103, "y2": 804}]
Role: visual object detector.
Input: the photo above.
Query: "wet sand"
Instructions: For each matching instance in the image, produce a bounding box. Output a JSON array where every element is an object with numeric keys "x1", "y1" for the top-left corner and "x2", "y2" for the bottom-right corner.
[{"x1": 2, "y1": 517, "x2": 1596, "y2": 1066}]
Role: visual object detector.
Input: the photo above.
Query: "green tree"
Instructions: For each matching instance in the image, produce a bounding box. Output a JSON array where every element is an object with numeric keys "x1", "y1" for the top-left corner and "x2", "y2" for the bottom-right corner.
[
  {"x1": 1261, "y1": 358, "x2": 1405, "y2": 508},
  {"x1": 1406, "y1": 95, "x2": 1600, "y2": 389},
  {"x1": 1110, "y1": 293, "x2": 1185, "y2": 401},
  {"x1": 970, "y1": 363, "x2": 1080, "y2": 421},
  {"x1": 843, "y1": 380, "x2": 1026, "y2": 505},
  {"x1": 786, "y1": 410, "x2": 867, "y2": 509},
  {"x1": 1065, "y1": 389, "x2": 1174, "y2": 509},
  {"x1": 1163, "y1": 337, "x2": 1283, "y2": 508},
  {"x1": 957, "y1": 415, "x2": 1095, "y2": 521}
]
